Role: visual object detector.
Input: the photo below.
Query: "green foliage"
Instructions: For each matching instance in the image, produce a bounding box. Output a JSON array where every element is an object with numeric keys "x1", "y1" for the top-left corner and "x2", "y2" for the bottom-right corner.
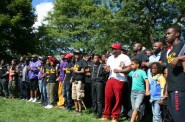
[
  {"x1": 0, "y1": 0, "x2": 36, "y2": 58},
  {"x1": 42, "y1": 0, "x2": 184, "y2": 54}
]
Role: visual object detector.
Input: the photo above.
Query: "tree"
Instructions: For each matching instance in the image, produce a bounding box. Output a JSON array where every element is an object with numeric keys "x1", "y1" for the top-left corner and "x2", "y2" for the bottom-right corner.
[
  {"x1": 0, "y1": 0, "x2": 36, "y2": 58},
  {"x1": 43, "y1": 0, "x2": 185, "y2": 54}
]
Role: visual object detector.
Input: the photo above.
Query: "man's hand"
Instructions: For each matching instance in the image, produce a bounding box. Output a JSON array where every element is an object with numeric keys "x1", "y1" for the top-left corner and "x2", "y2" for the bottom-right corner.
[
  {"x1": 113, "y1": 69, "x2": 121, "y2": 73},
  {"x1": 170, "y1": 58, "x2": 179, "y2": 68},
  {"x1": 145, "y1": 91, "x2": 150, "y2": 96}
]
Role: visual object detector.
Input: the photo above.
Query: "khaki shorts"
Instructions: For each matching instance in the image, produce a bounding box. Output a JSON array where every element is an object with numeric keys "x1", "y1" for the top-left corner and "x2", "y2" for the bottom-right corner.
[{"x1": 72, "y1": 81, "x2": 85, "y2": 100}]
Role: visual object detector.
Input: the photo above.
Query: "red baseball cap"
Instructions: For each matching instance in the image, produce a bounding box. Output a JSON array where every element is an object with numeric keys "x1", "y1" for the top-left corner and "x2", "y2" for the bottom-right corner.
[
  {"x1": 64, "y1": 53, "x2": 73, "y2": 59},
  {"x1": 111, "y1": 43, "x2": 121, "y2": 50}
]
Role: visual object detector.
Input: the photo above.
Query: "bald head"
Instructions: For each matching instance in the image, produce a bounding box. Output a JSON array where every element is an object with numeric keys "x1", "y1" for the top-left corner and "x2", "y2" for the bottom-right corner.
[
  {"x1": 153, "y1": 41, "x2": 164, "y2": 54},
  {"x1": 133, "y1": 43, "x2": 142, "y2": 51}
]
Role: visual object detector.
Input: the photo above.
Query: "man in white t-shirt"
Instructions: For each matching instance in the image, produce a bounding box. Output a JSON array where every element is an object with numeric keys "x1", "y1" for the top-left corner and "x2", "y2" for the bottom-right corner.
[{"x1": 101, "y1": 43, "x2": 131, "y2": 122}]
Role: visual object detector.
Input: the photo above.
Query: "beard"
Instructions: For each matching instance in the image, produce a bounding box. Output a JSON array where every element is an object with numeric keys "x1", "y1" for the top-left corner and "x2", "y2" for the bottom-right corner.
[{"x1": 153, "y1": 48, "x2": 161, "y2": 55}]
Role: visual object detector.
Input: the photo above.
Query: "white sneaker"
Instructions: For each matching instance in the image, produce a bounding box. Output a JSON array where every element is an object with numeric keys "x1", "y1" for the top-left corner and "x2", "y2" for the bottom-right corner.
[
  {"x1": 28, "y1": 98, "x2": 33, "y2": 102},
  {"x1": 45, "y1": 105, "x2": 53, "y2": 109},
  {"x1": 32, "y1": 98, "x2": 37, "y2": 103}
]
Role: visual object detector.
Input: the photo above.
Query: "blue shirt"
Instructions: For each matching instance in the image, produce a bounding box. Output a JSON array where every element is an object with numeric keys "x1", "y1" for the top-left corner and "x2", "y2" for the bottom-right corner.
[{"x1": 129, "y1": 69, "x2": 148, "y2": 91}]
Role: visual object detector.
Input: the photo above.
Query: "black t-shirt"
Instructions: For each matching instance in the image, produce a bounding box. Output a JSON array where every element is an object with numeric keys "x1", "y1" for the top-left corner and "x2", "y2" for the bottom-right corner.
[
  {"x1": 48, "y1": 65, "x2": 57, "y2": 83},
  {"x1": 72, "y1": 59, "x2": 87, "y2": 82},
  {"x1": 85, "y1": 61, "x2": 93, "y2": 83},
  {"x1": 167, "y1": 41, "x2": 185, "y2": 91},
  {"x1": 0, "y1": 65, "x2": 7, "y2": 79},
  {"x1": 130, "y1": 51, "x2": 149, "y2": 63},
  {"x1": 64, "y1": 62, "x2": 74, "y2": 83}
]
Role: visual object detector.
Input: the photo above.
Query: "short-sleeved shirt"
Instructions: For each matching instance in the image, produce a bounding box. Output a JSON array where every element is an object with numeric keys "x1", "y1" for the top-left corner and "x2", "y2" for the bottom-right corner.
[
  {"x1": 48, "y1": 65, "x2": 57, "y2": 83},
  {"x1": 167, "y1": 41, "x2": 185, "y2": 91},
  {"x1": 64, "y1": 62, "x2": 74, "y2": 82},
  {"x1": 59, "y1": 60, "x2": 68, "y2": 82},
  {"x1": 129, "y1": 69, "x2": 148, "y2": 91},
  {"x1": 72, "y1": 59, "x2": 87, "y2": 82},
  {"x1": 29, "y1": 60, "x2": 41, "y2": 79},
  {"x1": 107, "y1": 54, "x2": 131, "y2": 81}
]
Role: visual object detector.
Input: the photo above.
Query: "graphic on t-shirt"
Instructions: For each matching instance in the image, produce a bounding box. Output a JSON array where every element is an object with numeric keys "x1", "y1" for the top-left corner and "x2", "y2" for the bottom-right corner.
[
  {"x1": 167, "y1": 52, "x2": 176, "y2": 63},
  {"x1": 50, "y1": 69, "x2": 56, "y2": 74},
  {"x1": 65, "y1": 68, "x2": 70, "y2": 74},
  {"x1": 73, "y1": 64, "x2": 79, "y2": 71},
  {"x1": 132, "y1": 73, "x2": 140, "y2": 78}
]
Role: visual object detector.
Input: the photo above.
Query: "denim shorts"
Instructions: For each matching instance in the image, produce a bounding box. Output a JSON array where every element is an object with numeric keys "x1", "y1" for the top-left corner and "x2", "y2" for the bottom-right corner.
[{"x1": 131, "y1": 90, "x2": 145, "y2": 111}]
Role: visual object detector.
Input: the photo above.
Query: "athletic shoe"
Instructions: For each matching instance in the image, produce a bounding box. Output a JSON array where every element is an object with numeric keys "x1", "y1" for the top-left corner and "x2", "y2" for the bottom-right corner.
[
  {"x1": 45, "y1": 105, "x2": 53, "y2": 109},
  {"x1": 32, "y1": 98, "x2": 37, "y2": 102},
  {"x1": 28, "y1": 98, "x2": 33, "y2": 102}
]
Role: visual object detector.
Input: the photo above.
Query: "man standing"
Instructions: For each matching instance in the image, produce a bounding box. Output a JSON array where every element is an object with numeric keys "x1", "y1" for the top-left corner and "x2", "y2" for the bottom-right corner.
[
  {"x1": 166, "y1": 26, "x2": 185, "y2": 122},
  {"x1": 101, "y1": 43, "x2": 131, "y2": 122},
  {"x1": 71, "y1": 50, "x2": 87, "y2": 115},
  {"x1": 17, "y1": 56, "x2": 25, "y2": 99}
]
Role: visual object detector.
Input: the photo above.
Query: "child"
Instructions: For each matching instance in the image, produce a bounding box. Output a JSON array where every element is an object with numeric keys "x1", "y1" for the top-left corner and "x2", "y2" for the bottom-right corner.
[
  {"x1": 91, "y1": 54, "x2": 106, "y2": 118},
  {"x1": 128, "y1": 59, "x2": 150, "y2": 122},
  {"x1": 150, "y1": 62, "x2": 166, "y2": 122}
]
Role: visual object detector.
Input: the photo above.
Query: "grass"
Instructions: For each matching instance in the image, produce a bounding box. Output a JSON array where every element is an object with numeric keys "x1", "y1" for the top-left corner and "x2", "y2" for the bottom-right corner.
[{"x1": 0, "y1": 97, "x2": 129, "y2": 122}]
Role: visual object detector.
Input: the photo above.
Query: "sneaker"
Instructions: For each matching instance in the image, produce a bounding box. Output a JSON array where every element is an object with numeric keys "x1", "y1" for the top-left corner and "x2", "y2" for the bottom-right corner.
[
  {"x1": 73, "y1": 110, "x2": 79, "y2": 114},
  {"x1": 111, "y1": 118, "x2": 118, "y2": 122},
  {"x1": 76, "y1": 111, "x2": 82, "y2": 116},
  {"x1": 32, "y1": 98, "x2": 37, "y2": 103},
  {"x1": 96, "y1": 114, "x2": 102, "y2": 119},
  {"x1": 45, "y1": 105, "x2": 53, "y2": 109},
  {"x1": 55, "y1": 105, "x2": 65, "y2": 109},
  {"x1": 99, "y1": 116, "x2": 109, "y2": 121},
  {"x1": 28, "y1": 98, "x2": 33, "y2": 102}
]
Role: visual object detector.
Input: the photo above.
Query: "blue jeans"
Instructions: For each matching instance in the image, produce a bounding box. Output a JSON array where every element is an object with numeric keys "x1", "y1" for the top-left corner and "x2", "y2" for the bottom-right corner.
[
  {"x1": 63, "y1": 81, "x2": 72, "y2": 109},
  {"x1": 42, "y1": 79, "x2": 48, "y2": 104},
  {"x1": 151, "y1": 100, "x2": 162, "y2": 122},
  {"x1": 131, "y1": 90, "x2": 145, "y2": 111}
]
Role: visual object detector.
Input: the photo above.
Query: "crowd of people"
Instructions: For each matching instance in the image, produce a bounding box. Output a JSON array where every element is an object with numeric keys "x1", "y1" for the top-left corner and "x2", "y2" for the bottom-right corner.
[{"x1": 0, "y1": 26, "x2": 185, "y2": 122}]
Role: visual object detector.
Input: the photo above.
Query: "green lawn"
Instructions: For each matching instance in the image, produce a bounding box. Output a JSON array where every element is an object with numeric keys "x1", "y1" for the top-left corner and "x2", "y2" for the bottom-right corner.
[{"x1": 0, "y1": 97, "x2": 129, "y2": 122}]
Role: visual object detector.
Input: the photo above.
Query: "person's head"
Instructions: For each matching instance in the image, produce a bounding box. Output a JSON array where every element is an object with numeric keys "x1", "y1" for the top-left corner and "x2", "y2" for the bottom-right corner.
[
  {"x1": 101, "y1": 54, "x2": 106, "y2": 62},
  {"x1": 163, "y1": 68, "x2": 168, "y2": 79},
  {"x1": 60, "y1": 53, "x2": 65, "y2": 60},
  {"x1": 145, "y1": 49, "x2": 152, "y2": 57},
  {"x1": 111, "y1": 43, "x2": 121, "y2": 58},
  {"x1": 74, "y1": 50, "x2": 82, "y2": 60},
  {"x1": 121, "y1": 46, "x2": 128, "y2": 54},
  {"x1": 25, "y1": 57, "x2": 30, "y2": 65},
  {"x1": 64, "y1": 53, "x2": 73, "y2": 62},
  {"x1": 131, "y1": 59, "x2": 140, "y2": 70},
  {"x1": 93, "y1": 54, "x2": 101, "y2": 64},
  {"x1": 0, "y1": 59, "x2": 6, "y2": 65},
  {"x1": 150, "y1": 62, "x2": 163, "y2": 76},
  {"x1": 20, "y1": 56, "x2": 25, "y2": 62},
  {"x1": 31, "y1": 55, "x2": 37, "y2": 62},
  {"x1": 83, "y1": 54, "x2": 91, "y2": 61},
  {"x1": 46, "y1": 59, "x2": 50, "y2": 65},
  {"x1": 152, "y1": 41, "x2": 164, "y2": 55},
  {"x1": 49, "y1": 56, "x2": 58, "y2": 66},
  {"x1": 165, "y1": 26, "x2": 181, "y2": 44},
  {"x1": 133, "y1": 43, "x2": 142, "y2": 52},
  {"x1": 11, "y1": 59, "x2": 17, "y2": 65}
]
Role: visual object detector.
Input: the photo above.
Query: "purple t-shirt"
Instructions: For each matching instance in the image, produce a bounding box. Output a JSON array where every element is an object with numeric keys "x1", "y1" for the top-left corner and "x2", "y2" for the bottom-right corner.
[
  {"x1": 59, "y1": 60, "x2": 68, "y2": 82},
  {"x1": 29, "y1": 60, "x2": 41, "y2": 80}
]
